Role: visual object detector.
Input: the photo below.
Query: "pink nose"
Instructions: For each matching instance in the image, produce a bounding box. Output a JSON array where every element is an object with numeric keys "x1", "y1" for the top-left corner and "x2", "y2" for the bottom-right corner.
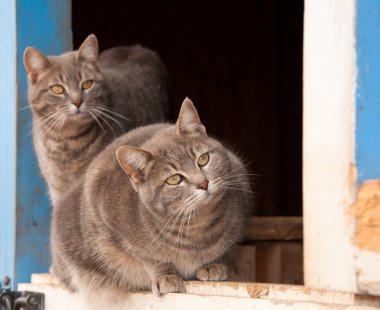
[
  {"x1": 197, "y1": 180, "x2": 209, "y2": 191},
  {"x1": 72, "y1": 99, "x2": 82, "y2": 108}
]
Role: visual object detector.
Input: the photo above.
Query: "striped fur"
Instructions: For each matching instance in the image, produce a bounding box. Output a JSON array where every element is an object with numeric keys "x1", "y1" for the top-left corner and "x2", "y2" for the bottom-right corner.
[
  {"x1": 24, "y1": 35, "x2": 171, "y2": 205},
  {"x1": 51, "y1": 99, "x2": 253, "y2": 299}
]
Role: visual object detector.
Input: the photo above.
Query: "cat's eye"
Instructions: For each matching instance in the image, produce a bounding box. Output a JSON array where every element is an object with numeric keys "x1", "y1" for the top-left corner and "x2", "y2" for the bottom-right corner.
[
  {"x1": 197, "y1": 152, "x2": 210, "y2": 167},
  {"x1": 165, "y1": 174, "x2": 183, "y2": 186},
  {"x1": 81, "y1": 80, "x2": 93, "y2": 90},
  {"x1": 50, "y1": 85, "x2": 65, "y2": 95}
]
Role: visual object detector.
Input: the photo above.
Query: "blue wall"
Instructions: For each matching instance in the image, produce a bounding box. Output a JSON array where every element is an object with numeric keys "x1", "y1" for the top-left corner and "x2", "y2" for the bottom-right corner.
[
  {"x1": 0, "y1": 0, "x2": 72, "y2": 288},
  {"x1": 0, "y1": 0, "x2": 17, "y2": 289},
  {"x1": 356, "y1": 0, "x2": 380, "y2": 183}
]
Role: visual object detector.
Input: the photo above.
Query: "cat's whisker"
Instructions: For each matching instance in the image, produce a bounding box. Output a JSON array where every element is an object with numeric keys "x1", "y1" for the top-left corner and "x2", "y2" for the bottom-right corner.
[
  {"x1": 96, "y1": 106, "x2": 131, "y2": 121},
  {"x1": 92, "y1": 110, "x2": 117, "y2": 137},
  {"x1": 218, "y1": 171, "x2": 259, "y2": 182},
  {"x1": 217, "y1": 165, "x2": 249, "y2": 179},
  {"x1": 222, "y1": 172, "x2": 259, "y2": 178},
  {"x1": 219, "y1": 186, "x2": 258, "y2": 195},
  {"x1": 222, "y1": 179, "x2": 250, "y2": 185},
  {"x1": 94, "y1": 109, "x2": 124, "y2": 132},
  {"x1": 34, "y1": 111, "x2": 60, "y2": 129},
  {"x1": 186, "y1": 204, "x2": 196, "y2": 239},
  {"x1": 43, "y1": 112, "x2": 63, "y2": 134},
  {"x1": 54, "y1": 114, "x2": 68, "y2": 141},
  {"x1": 46, "y1": 108, "x2": 70, "y2": 139},
  {"x1": 177, "y1": 205, "x2": 189, "y2": 241},
  {"x1": 144, "y1": 203, "x2": 187, "y2": 258},
  {"x1": 184, "y1": 194, "x2": 198, "y2": 206},
  {"x1": 140, "y1": 204, "x2": 186, "y2": 255},
  {"x1": 168, "y1": 203, "x2": 188, "y2": 240},
  {"x1": 88, "y1": 111, "x2": 106, "y2": 132}
]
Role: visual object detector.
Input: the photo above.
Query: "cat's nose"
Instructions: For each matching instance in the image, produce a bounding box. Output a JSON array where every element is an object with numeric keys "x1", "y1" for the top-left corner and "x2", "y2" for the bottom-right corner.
[
  {"x1": 197, "y1": 180, "x2": 209, "y2": 191},
  {"x1": 72, "y1": 99, "x2": 82, "y2": 108}
]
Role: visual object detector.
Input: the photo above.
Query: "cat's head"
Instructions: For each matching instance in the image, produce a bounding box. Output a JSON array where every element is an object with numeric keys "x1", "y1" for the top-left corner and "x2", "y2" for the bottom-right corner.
[
  {"x1": 116, "y1": 98, "x2": 233, "y2": 216},
  {"x1": 24, "y1": 34, "x2": 107, "y2": 124}
]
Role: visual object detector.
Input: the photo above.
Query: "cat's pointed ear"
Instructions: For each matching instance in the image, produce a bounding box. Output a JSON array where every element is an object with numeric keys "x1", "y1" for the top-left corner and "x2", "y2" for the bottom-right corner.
[
  {"x1": 176, "y1": 98, "x2": 206, "y2": 137},
  {"x1": 77, "y1": 34, "x2": 98, "y2": 63},
  {"x1": 116, "y1": 146, "x2": 154, "y2": 190},
  {"x1": 23, "y1": 47, "x2": 51, "y2": 84}
]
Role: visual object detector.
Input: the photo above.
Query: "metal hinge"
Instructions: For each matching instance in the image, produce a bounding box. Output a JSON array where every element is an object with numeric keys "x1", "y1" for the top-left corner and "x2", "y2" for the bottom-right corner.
[{"x1": 0, "y1": 291, "x2": 44, "y2": 310}]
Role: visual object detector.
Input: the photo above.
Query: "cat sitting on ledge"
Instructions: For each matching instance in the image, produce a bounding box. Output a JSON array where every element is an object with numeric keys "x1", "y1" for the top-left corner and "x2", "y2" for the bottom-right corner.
[{"x1": 51, "y1": 98, "x2": 253, "y2": 299}]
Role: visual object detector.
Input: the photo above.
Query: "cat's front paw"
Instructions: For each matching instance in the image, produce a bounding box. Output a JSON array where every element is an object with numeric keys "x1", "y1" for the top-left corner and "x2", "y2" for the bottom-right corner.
[
  {"x1": 152, "y1": 274, "x2": 185, "y2": 296},
  {"x1": 196, "y1": 263, "x2": 228, "y2": 281}
]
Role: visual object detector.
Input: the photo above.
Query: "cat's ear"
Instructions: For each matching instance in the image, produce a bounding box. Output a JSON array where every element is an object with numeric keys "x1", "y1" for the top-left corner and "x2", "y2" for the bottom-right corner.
[
  {"x1": 176, "y1": 98, "x2": 206, "y2": 137},
  {"x1": 116, "y1": 146, "x2": 154, "y2": 191},
  {"x1": 23, "y1": 47, "x2": 51, "y2": 84},
  {"x1": 77, "y1": 34, "x2": 98, "y2": 63}
]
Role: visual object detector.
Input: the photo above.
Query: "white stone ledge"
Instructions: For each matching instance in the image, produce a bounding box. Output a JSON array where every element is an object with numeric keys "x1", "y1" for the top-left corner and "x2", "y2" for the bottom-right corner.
[{"x1": 16, "y1": 274, "x2": 380, "y2": 310}]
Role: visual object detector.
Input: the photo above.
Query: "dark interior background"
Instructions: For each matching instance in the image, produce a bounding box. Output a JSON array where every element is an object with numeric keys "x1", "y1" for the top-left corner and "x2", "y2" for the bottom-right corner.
[{"x1": 73, "y1": 0, "x2": 304, "y2": 216}]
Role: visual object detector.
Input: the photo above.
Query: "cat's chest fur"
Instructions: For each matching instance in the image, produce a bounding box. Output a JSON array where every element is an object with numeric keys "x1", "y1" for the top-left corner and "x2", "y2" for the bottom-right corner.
[{"x1": 34, "y1": 123, "x2": 110, "y2": 203}]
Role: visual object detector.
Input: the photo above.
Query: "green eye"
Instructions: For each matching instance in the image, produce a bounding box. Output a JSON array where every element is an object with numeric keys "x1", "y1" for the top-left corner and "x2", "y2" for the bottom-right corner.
[
  {"x1": 166, "y1": 174, "x2": 183, "y2": 185},
  {"x1": 81, "y1": 80, "x2": 93, "y2": 90},
  {"x1": 197, "y1": 152, "x2": 210, "y2": 167},
  {"x1": 50, "y1": 85, "x2": 65, "y2": 94}
]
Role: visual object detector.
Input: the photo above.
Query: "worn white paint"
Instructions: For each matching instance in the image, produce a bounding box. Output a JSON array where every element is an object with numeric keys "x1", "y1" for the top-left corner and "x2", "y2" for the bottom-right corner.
[
  {"x1": 303, "y1": 0, "x2": 357, "y2": 292},
  {"x1": 18, "y1": 274, "x2": 380, "y2": 310},
  {"x1": 356, "y1": 249, "x2": 380, "y2": 295}
]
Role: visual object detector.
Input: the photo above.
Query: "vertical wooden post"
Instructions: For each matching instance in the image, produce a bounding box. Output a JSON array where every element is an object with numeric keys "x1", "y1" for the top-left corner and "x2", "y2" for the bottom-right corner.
[
  {"x1": 303, "y1": 0, "x2": 357, "y2": 292},
  {"x1": 0, "y1": 0, "x2": 72, "y2": 288}
]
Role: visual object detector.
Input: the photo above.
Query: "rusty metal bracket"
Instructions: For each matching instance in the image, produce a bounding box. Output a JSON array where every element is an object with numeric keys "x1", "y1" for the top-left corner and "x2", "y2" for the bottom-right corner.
[{"x1": 0, "y1": 291, "x2": 44, "y2": 310}]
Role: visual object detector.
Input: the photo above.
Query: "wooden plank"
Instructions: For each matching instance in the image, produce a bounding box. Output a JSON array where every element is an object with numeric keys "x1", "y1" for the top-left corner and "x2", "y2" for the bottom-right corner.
[
  {"x1": 226, "y1": 245, "x2": 256, "y2": 282},
  {"x1": 281, "y1": 243, "x2": 303, "y2": 285},
  {"x1": 246, "y1": 217, "x2": 302, "y2": 241},
  {"x1": 255, "y1": 244, "x2": 282, "y2": 284},
  {"x1": 226, "y1": 243, "x2": 303, "y2": 285}
]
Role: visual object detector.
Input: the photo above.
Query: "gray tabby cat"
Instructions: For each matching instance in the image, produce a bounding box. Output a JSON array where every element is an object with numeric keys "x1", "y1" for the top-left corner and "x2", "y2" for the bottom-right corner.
[
  {"x1": 52, "y1": 98, "x2": 252, "y2": 298},
  {"x1": 24, "y1": 34, "x2": 170, "y2": 204}
]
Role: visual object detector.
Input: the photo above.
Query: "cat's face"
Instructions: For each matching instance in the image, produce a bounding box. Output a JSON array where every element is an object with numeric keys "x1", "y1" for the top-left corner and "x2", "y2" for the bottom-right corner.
[
  {"x1": 24, "y1": 35, "x2": 107, "y2": 125},
  {"x1": 117, "y1": 99, "x2": 232, "y2": 216},
  {"x1": 140, "y1": 134, "x2": 231, "y2": 215}
]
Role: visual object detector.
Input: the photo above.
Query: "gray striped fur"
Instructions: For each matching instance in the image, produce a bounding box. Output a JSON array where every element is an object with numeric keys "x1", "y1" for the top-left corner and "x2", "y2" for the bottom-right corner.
[
  {"x1": 51, "y1": 99, "x2": 252, "y2": 299},
  {"x1": 24, "y1": 35, "x2": 171, "y2": 205}
]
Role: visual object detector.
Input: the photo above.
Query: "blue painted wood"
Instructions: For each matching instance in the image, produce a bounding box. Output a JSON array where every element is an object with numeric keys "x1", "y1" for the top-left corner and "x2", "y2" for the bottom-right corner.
[
  {"x1": 356, "y1": 0, "x2": 380, "y2": 184},
  {"x1": 15, "y1": 0, "x2": 72, "y2": 287},
  {"x1": 1, "y1": 0, "x2": 72, "y2": 288},
  {"x1": 0, "y1": 0, "x2": 17, "y2": 288}
]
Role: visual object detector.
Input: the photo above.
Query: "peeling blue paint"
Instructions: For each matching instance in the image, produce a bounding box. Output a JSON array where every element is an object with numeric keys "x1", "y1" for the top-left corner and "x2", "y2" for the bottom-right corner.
[{"x1": 356, "y1": 0, "x2": 380, "y2": 183}]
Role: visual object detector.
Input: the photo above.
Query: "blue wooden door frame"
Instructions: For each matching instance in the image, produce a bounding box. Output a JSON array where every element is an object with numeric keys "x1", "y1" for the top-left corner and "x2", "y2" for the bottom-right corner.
[
  {"x1": 356, "y1": 0, "x2": 380, "y2": 184},
  {"x1": 0, "y1": 0, "x2": 72, "y2": 289}
]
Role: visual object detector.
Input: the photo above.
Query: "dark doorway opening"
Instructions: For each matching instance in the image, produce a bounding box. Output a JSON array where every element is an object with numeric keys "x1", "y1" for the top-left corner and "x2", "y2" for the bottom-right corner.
[{"x1": 73, "y1": 0, "x2": 304, "y2": 217}]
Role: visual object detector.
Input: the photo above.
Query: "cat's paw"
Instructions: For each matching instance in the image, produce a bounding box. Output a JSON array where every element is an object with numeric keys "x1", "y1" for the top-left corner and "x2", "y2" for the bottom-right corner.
[
  {"x1": 152, "y1": 274, "x2": 185, "y2": 296},
  {"x1": 195, "y1": 263, "x2": 228, "y2": 281}
]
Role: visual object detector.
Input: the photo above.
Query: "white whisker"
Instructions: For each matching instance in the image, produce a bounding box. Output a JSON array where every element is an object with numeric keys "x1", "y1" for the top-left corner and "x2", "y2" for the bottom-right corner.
[
  {"x1": 94, "y1": 109, "x2": 124, "y2": 132},
  {"x1": 88, "y1": 111, "x2": 106, "y2": 132},
  {"x1": 97, "y1": 106, "x2": 131, "y2": 121},
  {"x1": 92, "y1": 110, "x2": 116, "y2": 137}
]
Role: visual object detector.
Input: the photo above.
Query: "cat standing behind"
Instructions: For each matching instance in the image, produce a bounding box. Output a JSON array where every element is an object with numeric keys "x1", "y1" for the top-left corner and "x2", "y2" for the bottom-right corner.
[
  {"x1": 51, "y1": 98, "x2": 252, "y2": 299},
  {"x1": 24, "y1": 34, "x2": 171, "y2": 204}
]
